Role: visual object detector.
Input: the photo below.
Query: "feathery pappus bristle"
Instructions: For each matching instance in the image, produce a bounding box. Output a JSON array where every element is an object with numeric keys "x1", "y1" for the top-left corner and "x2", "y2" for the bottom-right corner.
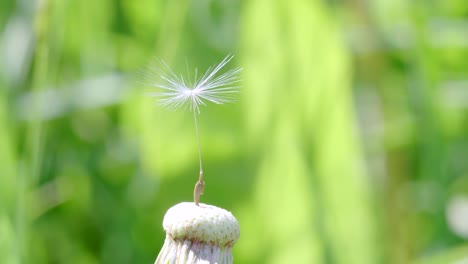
[{"x1": 149, "y1": 54, "x2": 242, "y2": 113}]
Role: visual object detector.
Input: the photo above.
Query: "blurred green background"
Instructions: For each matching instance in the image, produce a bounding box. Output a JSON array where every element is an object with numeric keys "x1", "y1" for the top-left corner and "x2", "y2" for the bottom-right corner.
[{"x1": 1, "y1": 0, "x2": 468, "y2": 263}]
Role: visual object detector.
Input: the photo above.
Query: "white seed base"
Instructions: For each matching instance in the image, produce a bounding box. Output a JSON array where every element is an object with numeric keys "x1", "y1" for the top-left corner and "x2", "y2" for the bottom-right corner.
[
  {"x1": 154, "y1": 202, "x2": 239, "y2": 264},
  {"x1": 155, "y1": 235, "x2": 233, "y2": 264}
]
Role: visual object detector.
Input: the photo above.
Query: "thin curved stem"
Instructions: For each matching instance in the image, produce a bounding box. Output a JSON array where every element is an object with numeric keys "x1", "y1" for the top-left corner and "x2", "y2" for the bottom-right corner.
[
  {"x1": 193, "y1": 111, "x2": 205, "y2": 205},
  {"x1": 193, "y1": 111, "x2": 203, "y2": 178}
]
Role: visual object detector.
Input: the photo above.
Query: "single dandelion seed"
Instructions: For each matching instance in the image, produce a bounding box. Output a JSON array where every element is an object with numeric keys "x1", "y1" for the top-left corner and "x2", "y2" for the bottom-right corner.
[{"x1": 148, "y1": 54, "x2": 242, "y2": 206}]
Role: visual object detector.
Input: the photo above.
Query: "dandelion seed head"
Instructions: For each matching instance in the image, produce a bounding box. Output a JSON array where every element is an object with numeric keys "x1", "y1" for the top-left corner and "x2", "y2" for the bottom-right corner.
[{"x1": 148, "y1": 54, "x2": 242, "y2": 113}]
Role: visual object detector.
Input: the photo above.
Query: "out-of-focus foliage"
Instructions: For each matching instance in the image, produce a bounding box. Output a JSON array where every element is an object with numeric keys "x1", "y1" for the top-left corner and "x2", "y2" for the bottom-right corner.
[{"x1": 1, "y1": 0, "x2": 468, "y2": 263}]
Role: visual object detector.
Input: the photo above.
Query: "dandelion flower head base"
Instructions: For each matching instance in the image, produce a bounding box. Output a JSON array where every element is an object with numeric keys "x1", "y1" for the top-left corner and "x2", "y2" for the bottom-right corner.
[
  {"x1": 154, "y1": 202, "x2": 240, "y2": 264},
  {"x1": 149, "y1": 54, "x2": 242, "y2": 113}
]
